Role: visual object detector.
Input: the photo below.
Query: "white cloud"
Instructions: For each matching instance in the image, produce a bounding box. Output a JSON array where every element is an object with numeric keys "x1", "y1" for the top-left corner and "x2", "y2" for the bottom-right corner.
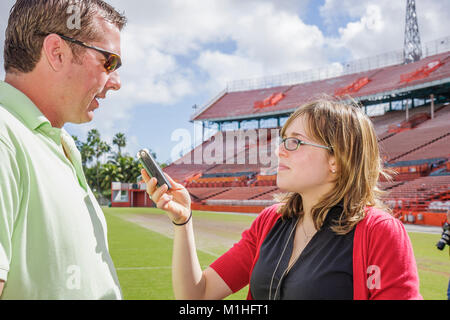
[
  {"x1": 116, "y1": 24, "x2": 197, "y2": 105},
  {"x1": 102, "y1": 0, "x2": 332, "y2": 107},
  {"x1": 195, "y1": 50, "x2": 263, "y2": 93},
  {"x1": 192, "y1": 1, "x2": 328, "y2": 94},
  {"x1": 230, "y1": 3, "x2": 326, "y2": 72},
  {"x1": 335, "y1": 4, "x2": 393, "y2": 59},
  {"x1": 321, "y1": 0, "x2": 450, "y2": 59}
]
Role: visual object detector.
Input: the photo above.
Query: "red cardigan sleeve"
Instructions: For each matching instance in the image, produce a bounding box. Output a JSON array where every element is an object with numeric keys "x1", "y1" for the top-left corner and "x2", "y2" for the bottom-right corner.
[
  {"x1": 209, "y1": 205, "x2": 281, "y2": 294},
  {"x1": 353, "y1": 209, "x2": 422, "y2": 300}
]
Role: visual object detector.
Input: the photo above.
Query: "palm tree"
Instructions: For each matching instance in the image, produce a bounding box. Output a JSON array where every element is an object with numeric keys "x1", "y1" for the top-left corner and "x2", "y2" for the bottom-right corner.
[
  {"x1": 87, "y1": 129, "x2": 100, "y2": 147},
  {"x1": 112, "y1": 132, "x2": 126, "y2": 158},
  {"x1": 86, "y1": 129, "x2": 111, "y2": 166},
  {"x1": 87, "y1": 129, "x2": 111, "y2": 197},
  {"x1": 99, "y1": 162, "x2": 124, "y2": 199},
  {"x1": 72, "y1": 134, "x2": 94, "y2": 169},
  {"x1": 118, "y1": 156, "x2": 142, "y2": 183},
  {"x1": 80, "y1": 143, "x2": 95, "y2": 169}
]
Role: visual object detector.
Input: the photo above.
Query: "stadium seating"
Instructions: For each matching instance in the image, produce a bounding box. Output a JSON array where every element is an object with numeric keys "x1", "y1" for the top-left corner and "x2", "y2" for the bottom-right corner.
[
  {"x1": 395, "y1": 135, "x2": 450, "y2": 162},
  {"x1": 192, "y1": 52, "x2": 450, "y2": 123},
  {"x1": 206, "y1": 186, "x2": 279, "y2": 201},
  {"x1": 384, "y1": 175, "x2": 450, "y2": 211},
  {"x1": 187, "y1": 187, "x2": 231, "y2": 202},
  {"x1": 372, "y1": 103, "x2": 438, "y2": 136},
  {"x1": 379, "y1": 124, "x2": 449, "y2": 162},
  {"x1": 163, "y1": 102, "x2": 449, "y2": 212}
]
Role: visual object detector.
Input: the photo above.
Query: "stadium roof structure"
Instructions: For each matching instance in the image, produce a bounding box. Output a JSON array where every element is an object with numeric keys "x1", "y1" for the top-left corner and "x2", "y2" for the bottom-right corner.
[{"x1": 191, "y1": 49, "x2": 450, "y2": 125}]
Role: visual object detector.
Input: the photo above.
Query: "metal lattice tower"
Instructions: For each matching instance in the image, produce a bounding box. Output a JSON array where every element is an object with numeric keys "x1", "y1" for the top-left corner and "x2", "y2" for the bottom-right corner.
[{"x1": 403, "y1": 0, "x2": 422, "y2": 64}]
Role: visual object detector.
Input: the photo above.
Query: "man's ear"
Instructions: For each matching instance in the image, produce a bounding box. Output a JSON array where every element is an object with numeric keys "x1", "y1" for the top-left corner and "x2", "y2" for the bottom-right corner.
[{"x1": 41, "y1": 34, "x2": 69, "y2": 72}]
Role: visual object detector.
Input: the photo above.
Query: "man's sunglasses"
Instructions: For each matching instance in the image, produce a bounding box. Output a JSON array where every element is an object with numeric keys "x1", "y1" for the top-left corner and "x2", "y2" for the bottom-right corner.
[
  {"x1": 279, "y1": 136, "x2": 332, "y2": 151},
  {"x1": 43, "y1": 33, "x2": 122, "y2": 73}
]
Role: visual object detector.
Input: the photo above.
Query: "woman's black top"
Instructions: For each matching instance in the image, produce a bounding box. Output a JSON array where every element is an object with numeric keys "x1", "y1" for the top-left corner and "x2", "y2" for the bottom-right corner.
[{"x1": 250, "y1": 204, "x2": 355, "y2": 300}]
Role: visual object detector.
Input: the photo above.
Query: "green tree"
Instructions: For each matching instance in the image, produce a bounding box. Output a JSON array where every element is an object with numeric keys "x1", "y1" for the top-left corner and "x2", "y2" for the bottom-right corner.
[
  {"x1": 87, "y1": 129, "x2": 111, "y2": 198},
  {"x1": 72, "y1": 135, "x2": 94, "y2": 169},
  {"x1": 118, "y1": 156, "x2": 142, "y2": 183},
  {"x1": 98, "y1": 162, "x2": 124, "y2": 199},
  {"x1": 112, "y1": 132, "x2": 126, "y2": 158},
  {"x1": 99, "y1": 156, "x2": 142, "y2": 199},
  {"x1": 87, "y1": 129, "x2": 111, "y2": 165},
  {"x1": 73, "y1": 131, "x2": 153, "y2": 203}
]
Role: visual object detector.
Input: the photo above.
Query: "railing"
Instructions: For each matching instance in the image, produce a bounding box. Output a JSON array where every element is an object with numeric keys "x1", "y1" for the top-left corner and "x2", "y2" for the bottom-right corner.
[
  {"x1": 226, "y1": 35, "x2": 450, "y2": 93},
  {"x1": 423, "y1": 35, "x2": 450, "y2": 58}
]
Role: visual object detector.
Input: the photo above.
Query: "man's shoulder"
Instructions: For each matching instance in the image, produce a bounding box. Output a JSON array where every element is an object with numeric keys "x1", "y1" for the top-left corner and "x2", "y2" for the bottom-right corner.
[
  {"x1": 0, "y1": 103, "x2": 21, "y2": 123},
  {"x1": 0, "y1": 103, "x2": 31, "y2": 149}
]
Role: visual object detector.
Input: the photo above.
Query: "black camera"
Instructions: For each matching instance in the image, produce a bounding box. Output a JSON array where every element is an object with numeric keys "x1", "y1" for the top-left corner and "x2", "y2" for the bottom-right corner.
[{"x1": 436, "y1": 222, "x2": 450, "y2": 250}]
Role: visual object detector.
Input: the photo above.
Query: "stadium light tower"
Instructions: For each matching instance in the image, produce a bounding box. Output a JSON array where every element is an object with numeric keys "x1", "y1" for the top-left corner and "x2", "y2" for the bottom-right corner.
[{"x1": 403, "y1": 0, "x2": 422, "y2": 64}]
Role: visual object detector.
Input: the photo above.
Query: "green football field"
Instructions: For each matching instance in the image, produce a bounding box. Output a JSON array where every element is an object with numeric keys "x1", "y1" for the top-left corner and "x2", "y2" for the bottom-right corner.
[{"x1": 103, "y1": 207, "x2": 450, "y2": 300}]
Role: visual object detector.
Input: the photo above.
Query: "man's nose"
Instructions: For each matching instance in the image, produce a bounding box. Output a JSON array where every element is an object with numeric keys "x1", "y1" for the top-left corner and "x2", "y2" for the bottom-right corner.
[{"x1": 106, "y1": 70, "x2": 121, "y2": 91}]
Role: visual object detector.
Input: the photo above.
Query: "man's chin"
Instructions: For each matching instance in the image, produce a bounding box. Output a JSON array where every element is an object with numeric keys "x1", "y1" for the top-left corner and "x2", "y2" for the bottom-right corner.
[
  {"x1": 78, "y1": 111, "x2": 95, "y2": 124},
  {"x1": 86, "y1": 110, "x2": 95, "y2": 121},
  {"x1": 67, "y1": 112, "x2": 95, "y2": 125}
]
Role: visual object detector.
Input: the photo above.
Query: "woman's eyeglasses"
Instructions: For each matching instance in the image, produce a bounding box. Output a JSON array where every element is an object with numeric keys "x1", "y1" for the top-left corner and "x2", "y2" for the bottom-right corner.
[
  {"x1": 42, "y1": 33, "x2": 122, "y2": 73},
  {"x1": 279, "y1": 137, "x2": 332, "y2": 151}
]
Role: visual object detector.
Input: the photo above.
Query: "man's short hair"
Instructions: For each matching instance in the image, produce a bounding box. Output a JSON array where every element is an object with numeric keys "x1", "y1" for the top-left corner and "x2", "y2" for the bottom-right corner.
[{"x1": 4, "y1": 0, "x2": 127, "y2": 74}]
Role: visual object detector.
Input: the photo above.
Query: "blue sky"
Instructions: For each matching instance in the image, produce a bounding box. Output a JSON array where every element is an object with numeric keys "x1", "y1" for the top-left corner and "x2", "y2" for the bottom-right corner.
[{"x1": 1, "y1": 0, "x2": 449, "y2": 164}]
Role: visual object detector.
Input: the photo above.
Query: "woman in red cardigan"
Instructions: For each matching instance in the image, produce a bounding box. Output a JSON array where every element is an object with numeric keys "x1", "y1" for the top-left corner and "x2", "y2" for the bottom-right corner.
[{"x1": 142, "y1": 98, "x2": 422, "y2": 300}]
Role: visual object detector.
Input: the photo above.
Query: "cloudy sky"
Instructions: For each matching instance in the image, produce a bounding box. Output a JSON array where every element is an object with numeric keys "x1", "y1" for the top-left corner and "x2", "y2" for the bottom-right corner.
[{"x1": 1, "y1": 0, "x2": 449, "y2": 163}]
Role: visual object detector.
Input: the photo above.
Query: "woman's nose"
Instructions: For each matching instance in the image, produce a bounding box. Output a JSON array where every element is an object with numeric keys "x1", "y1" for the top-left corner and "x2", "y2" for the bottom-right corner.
[{"x1": 275, "y1": 144, "x2": 288, "y2": 158}]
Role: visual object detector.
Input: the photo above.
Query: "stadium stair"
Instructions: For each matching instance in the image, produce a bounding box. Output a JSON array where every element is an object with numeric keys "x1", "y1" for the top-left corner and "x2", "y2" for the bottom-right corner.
[
  {"x1": 389, "y1": 132, "x2": 450, "y2": 162},
  {"x1": 248, "y1": 187, "x2": 279, "y2": 200}
]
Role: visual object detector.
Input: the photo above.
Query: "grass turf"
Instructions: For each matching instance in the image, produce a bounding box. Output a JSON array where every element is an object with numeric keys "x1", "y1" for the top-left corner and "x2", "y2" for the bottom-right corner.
[{"x1": 103, "y1": 207, "x2": 449, "y2": 300}]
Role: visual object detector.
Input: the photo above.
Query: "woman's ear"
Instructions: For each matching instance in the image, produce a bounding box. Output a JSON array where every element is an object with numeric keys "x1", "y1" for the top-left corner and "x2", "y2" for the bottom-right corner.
[{"x1": 329, "y1": 156, "x2": 337, "y2": 174}]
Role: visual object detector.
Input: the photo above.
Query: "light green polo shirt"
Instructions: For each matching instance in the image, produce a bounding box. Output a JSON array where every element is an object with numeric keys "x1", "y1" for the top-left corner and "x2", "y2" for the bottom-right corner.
[{"x1": 0, "y1": 80, "x2": 122, "y2": 299}]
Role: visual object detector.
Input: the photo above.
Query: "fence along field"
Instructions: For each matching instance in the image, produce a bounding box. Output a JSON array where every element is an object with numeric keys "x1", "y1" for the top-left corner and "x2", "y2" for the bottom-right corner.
[{"x1": 103, "y1": 207, "x2": 450, "y2": 300}]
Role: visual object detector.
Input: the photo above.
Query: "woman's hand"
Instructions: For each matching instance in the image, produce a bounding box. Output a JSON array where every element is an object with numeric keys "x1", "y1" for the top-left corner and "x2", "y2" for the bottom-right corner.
[{"x1": 141, "y1": 169, "x2": 191, "y2": 224}]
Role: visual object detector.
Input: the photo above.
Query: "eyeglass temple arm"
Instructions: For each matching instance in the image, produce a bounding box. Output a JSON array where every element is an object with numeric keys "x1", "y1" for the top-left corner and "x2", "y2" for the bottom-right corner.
[{"x1": 302, "y1": 141, "x2": 332, "y2": 150}]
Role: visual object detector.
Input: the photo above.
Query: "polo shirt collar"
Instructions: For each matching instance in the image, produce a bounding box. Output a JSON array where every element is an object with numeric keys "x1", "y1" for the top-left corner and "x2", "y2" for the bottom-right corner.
[{"x1": 0, "y1": 80, "x2": 51, "y2": 131}]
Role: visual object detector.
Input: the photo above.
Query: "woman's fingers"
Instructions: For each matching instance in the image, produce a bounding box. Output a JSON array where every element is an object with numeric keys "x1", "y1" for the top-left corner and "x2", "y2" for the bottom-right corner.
[
  {"x1": 141, "y1": 169, "x2": 150, "y2": 182},
  {"x1": 152, "y1": 183, "x2": 170, "y2": 204},
  {"x1": 141, "y1": 169, "x2": 189, "y2": 221},
  {"x1": 164, "y1": 173, "x2": 182, "y2": 188},
  {"x1": 141, "y1": 169, "x2": 160, "y2": 199},
  {"x1": 157, "y1": 193, "x2": 174, "y2": 211}
]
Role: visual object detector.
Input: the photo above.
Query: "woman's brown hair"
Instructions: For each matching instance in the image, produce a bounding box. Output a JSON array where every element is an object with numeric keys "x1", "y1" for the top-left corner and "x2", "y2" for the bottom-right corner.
[{"x1": 276, "y1": 97, "x2": 391, "y2": 235}]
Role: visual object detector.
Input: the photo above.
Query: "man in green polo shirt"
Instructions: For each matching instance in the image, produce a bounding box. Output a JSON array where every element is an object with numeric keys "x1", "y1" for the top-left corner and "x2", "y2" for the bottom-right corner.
[{"x1": 0, "y1": 0, "x2": 127, "y2": 299}]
